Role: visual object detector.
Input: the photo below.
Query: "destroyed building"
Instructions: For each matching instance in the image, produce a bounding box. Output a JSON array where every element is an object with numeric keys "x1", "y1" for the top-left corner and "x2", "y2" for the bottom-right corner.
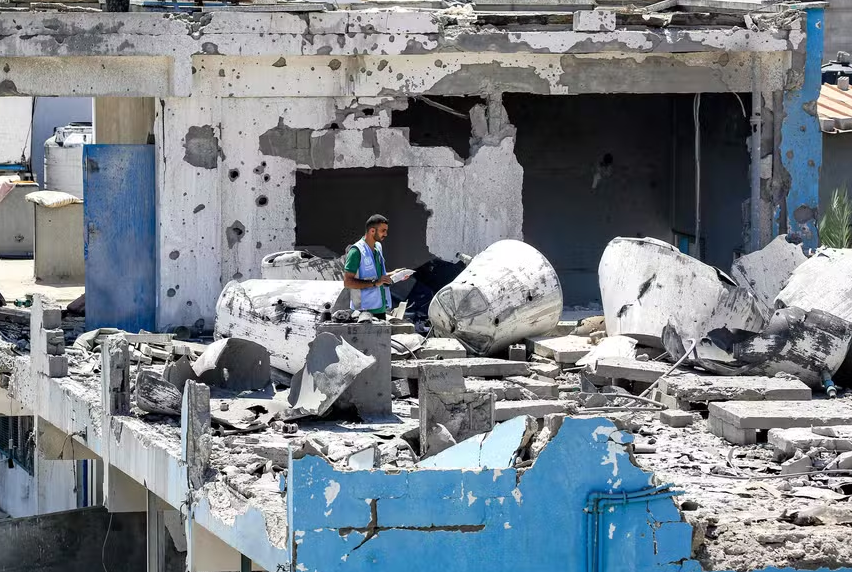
[{"x1": 1, "y1": 1, "x2": 850, "y2": 572}]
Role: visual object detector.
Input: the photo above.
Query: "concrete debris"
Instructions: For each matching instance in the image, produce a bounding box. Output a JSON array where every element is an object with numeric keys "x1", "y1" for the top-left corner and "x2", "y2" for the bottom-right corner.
[
  {"x1": 495, "y1": 399, "x2": 577, "y2": 421},
  {"x1": 779, "y1": 453, "x2": 812, "y2": 475},
  {"x1": 776, "y1": 248, "x2": 852, "y2": 323},
  {"x1": 528, "y1": 335, "x2": 594, "y2": 365},
  {"x1": 392, "y1": 357, "x2": 529, "y2": 379},
  {"x1": 419, "y1": 415, "x2": 539, "y2": 470},
  {"x1": 423, "y1": 423, "x2": 457, "y2": 457},
  {"x1": 656, "y1": 373, "x2": 811, "y2": 411},
  {"x1": 390, "y1": 334, "x2": 466, "y2": 360},
  {"x1": 286, "y1": 332, "x2": 376, "y2": 420},
  {"x1": 593, "y1": 357, "x2": 684, "y2": 383},
  {"x1": 663, "y1": 307, "x2": 852, "y2": 387},
  {"x1": 429, "y1": 240, "x2": 562, "y2": 356},
  {"x1": 769, "y1": 426, "x2": 852, "y2": 456},
  {"x1": 709, "y1": 400, "x2": 852, "y2": 445},
  {"x1": 730, "y1": 234, "x2": 806, "y2": 319},
  {"x1": 192, "y1": 338, "x2": 271, "y2": 391},
  {"x1": 576, "y1": 335, "x2": 637, "y2": 370},
  {"x1": 659, "y1": 409, "x2": 694, "y2": 428},
  {"x1": 599, "y1": 237, "x2": 765, "y2": 347},
  {"x1": 135, "y1": 368, "x2": 182, "y2": 417},
  {"x1": 418, "y1": 365, "x2": 495, "y2": 457}
]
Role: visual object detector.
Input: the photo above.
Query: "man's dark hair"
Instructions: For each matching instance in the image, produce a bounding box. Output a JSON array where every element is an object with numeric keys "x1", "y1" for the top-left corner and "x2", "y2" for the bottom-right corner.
[{"x1": 365, "y1": 214, "x2": 389, "y2": 231}]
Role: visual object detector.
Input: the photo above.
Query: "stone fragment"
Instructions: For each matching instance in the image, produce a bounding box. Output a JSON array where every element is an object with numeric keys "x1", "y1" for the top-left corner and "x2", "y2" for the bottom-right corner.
[
  {"x1": 392, "y1": 358, "x2": 529, "y2": 379},
  {"x1": 768, "y1": 426, "x2": 852, "y2": 456},
  {"x1": 528, "y1": 335, "x2": 594, "y2": 364},
  {"x1": 709, "y1": 400, "x2": 852, "y2": 445},
  {"x1": 495, "y1": 400, "x2": 576, "y2": 421},
  {"x1": 135, "y1": 369, "x2": 182, "y2": 417},
  {"x1": 192, "y1": 338, "x2": 271, "y2": 391},
  {"x1": 658, "y1": 374, "x2": 811, "y2": 403},
  {"x1": 660, "y1": 409, "x2": 694, "y2": 428},
  {"x1": 507, "y1": 344, "x2": 526, "y2": 361},
  {"x1": 730, "y1": 234, "x2": 806, "y2": 318},
  {"x1": 780, "y1": 454, "x2": 812, "y2": 475},
  {"x1": 418, "y1": 337, "x2": 467, "y2": 359},
  {"x1": 505, "y1": 376, "x2": 559, "y2": 399},
  {"x1": 529, "y1": 362, "x2": 560, "y2": 379}
]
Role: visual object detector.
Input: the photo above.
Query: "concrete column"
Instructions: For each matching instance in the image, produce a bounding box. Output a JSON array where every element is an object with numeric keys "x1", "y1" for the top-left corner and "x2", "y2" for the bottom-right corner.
[
  {"x1": 147, "y1": 490, "x2": 165, "y2": 572},
  {"x1": 181, "y1": 379, "x2": 211, "y2": 490},
  {"x1": 31, "y1": 295, "x2": 68, "y2": 378},
  {"x1": 101, "y1": 334, "x2": 131, "y2": 416}
]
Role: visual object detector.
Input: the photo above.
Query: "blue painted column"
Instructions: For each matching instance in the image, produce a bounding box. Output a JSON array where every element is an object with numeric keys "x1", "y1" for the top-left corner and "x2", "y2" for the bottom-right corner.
[{"x1": 780, "y1": 7, "x2": 824, "y2": 248}]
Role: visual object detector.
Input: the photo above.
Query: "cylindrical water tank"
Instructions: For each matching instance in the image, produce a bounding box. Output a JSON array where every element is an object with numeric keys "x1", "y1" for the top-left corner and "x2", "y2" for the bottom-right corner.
[
  {"x1": 428, "y1": 240, "x2": 563, "y2": 356},
  {"x1": 260, "y1": 250, "x2": 345, "y2": 281},
  {"x1": 214, "y1": 279, "x2": 350, "y2": 374},
  {"x1": 44, "y1": 122, "x2": 93, "y2": 199}
]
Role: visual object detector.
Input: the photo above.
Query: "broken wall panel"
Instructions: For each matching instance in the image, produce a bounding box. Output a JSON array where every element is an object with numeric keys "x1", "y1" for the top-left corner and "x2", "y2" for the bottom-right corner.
[{"x1": 391, "y1": 96, "x2": 482, "y2": 160}]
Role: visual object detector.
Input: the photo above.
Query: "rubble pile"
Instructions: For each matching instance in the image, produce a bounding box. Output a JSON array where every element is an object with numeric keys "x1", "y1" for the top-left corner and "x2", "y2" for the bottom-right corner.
[{"x1": 12, "y1": 233, "x2": 852, "y2": 571}]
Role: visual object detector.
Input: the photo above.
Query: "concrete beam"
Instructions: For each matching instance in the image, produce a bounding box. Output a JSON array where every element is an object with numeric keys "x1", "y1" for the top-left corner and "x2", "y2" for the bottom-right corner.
[{"x1": 36, "y1": 416, "x2": 99, "y2": 461}]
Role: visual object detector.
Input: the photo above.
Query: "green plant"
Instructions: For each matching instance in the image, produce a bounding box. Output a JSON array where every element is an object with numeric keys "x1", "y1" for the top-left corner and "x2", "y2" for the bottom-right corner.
[{"x1": 819, "y1": 188, "x2": 852, "y2": 248}]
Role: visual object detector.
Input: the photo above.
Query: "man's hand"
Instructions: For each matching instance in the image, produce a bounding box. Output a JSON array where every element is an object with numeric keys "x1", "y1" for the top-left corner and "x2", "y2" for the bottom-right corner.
[{"x1": 377, "y1": 274, "x2": 393, "y2": 286}]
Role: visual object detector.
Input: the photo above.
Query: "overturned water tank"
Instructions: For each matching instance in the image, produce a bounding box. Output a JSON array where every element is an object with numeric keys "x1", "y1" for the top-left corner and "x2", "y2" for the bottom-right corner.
[
  {"x1": 428, "y1": 240, "x2": 563, "y2": 356},
  {"x1": 44, "y1": 122, "x2": 92, "y2": 199},
  {"x1": 214, "y1": 279, "x2": 349, "y2": 374},
  {"x1": 260, "y1": 250, "x2": 344, "y2": 281}
]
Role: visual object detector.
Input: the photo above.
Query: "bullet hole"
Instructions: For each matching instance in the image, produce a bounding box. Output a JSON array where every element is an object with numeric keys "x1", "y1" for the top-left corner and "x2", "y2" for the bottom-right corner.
[
  {"x1": 377, "y1": 60, "x2": 388, "y2": 71},
  {"x1": 186, "y1": 301, "x2": 193, "y2": 307},
  {"x1": 167, "y1": 288, "x2": 176, "y2": 297},
  {"x1": 194, "y1": 319, "x2": 205, "y2": 331},
  {"x1": 256, "y1": 241, "x2": 262, "y2": 249},
  {"x1": 218, "y1": 69, "x2": 225, "y2": 77},
  {"x1": 363, "y1": 109, "x2": 374, "y2": 116},
  {"x1": 273, "y1": 57, "x2": 287, "y2": 67},
  {"x1": 226, "y1": 220, "x2": 246, "y2": 248},
  {"x1": 233, "y1": 272, "x2": 243, "y2": 280},
  {"x1": 261, "y1": 161, "x2": 267, "y2": 167},
  {"x1": 330, "y1": 123, "x2": 340, "y2": 130},
  {"x1": 2, "y1": 64, "x2": 9, "y2": 73},
  {"x1": 169, "y1": 250, "x2": 180, "y2": 260},
  {"x1": 263, "y1": 174, "x2": 271, "y2": 183},
  {"x1": 396, "y1": 73, "x2": 403, "y2": 80},
  {"x1": 526, "y1": 293, "x2": 533, "y2": 302},
  {"x1": 228, "y1": 168, "x2": 240, "y2": 181},
  {"x1": 253, "y1": 164, "x2": 265, "y2": 175},
  {"x1": 329, "y1": 59, "x2": 342, "y2": 70},
  {"x1": 435, "y1": 59, "x2": 442, "y2": 67},
  {"x1": 193, "y1": 204, "x2": 206, "y2": 214},
  {"x1": 494, "y1": 318, "x2": 500, "y2": 326},
  {"x1": 256, "y1": 195, "x2": 269, "y2": 207}
]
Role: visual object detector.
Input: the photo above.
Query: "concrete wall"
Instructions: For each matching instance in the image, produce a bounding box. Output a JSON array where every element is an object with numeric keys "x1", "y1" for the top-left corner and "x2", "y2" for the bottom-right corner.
[
  {"x1": 0, "y1": 506, "x2": 184, "y2": 572},
  {"x1": 0, "y1": 452, "x2": 76, "y2": 518},
  {"x1": 33, "y1": 203, "x2": 85, "y2": 284},
  {"x1": 31, "y1": 97, "x2": 92, "y2": 188},
  {"x1": 0, "y1": 462, "x2": 37, "y2": 517}
]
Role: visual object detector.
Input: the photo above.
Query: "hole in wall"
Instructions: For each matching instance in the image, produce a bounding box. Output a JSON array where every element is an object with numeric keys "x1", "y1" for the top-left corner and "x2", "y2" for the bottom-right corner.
[
  {"x1": 256, "y1": 195, "x2": 269, "y2": 207},
  {"x1": 228, "y1": 168, "x2": 240, "y2": 181},
  {"x1": 293, "y1": 167, "x2": 431, "y2": 270},
  {"x1": 391, "y1": 96, "x2": 484, "y2": 160}
]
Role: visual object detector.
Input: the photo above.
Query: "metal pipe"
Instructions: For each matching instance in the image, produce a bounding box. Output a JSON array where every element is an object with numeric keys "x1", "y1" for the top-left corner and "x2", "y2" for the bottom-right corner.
[
  {"x1": 750, "y1": 56, "x2": 763, "y2": 252},
  {"x1": 822, "y1": 370, "x2": 838, "y2": 399}
]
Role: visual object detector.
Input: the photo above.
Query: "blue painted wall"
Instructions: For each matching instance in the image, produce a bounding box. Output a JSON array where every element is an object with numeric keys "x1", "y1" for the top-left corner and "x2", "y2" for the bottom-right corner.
[
  {"x1": 780, "y1": 8, "x2": 824, "y2": 248},
  {"x1": 288, "y1": 418, "x2": 700, "y2": 572}
]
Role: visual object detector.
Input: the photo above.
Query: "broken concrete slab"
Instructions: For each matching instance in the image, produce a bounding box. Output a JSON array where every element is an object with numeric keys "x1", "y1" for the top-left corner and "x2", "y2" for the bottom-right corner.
[
  {"x1": 417, "y1": 337, "x2": 466, "y2": 359},
  {"x1": 182, "y1": 379, "x2": 211, "y2": 490},
  {"x1": 576, "y1": 335, "x2": 637, "y2": 370},
  {"x1": 317, "y1": 322, "x2": 391, "y2": 417},
  {"x1": 709, "y1": 400, "x2": 852, "y2": 445},
  {"x1": 429, "y1": 240, "x2": 563, "y2": 356},
  {"x1": 418, "y1": 365, "x2": 495, "y2": 457},
  {"x1": 505, "y1": 376, "x2": 559, "y2": 399},
  {"x1": 390, "y1": 333, "x2": 424, "y2": 360},
  {"x1": 531, "y1": 413, "x2": 566, "y2": 459},
  {"x1": 593, "y1": 357, "x2": 684, "y2": 383},
  {"x1": 192, "y1": 338, "x2": 271, "y2": 391},
  {"x1": 730, "y1": 235, "x2": 806, "y2": 319},
  {"x1": 495, "y1": 400, "x2": 576, "y2": 421},
  {"x1": 528, "y1": 335, "x2": 593, "y2": 365},
  {"x1": 529, "y1": 362, "x2": 560, "y2": 379},
  {"x1": 658, "y1": 374, "x2": 811, "y2": 404},
  {"x1": 418, "y1": 415, "x2": 537, "y2": 469},
  {"x1": 768, "y1": 426, "x2": 852, "y2": 455},
  {"x1": 660, "y1": 409, "x2": 694, "y2": 428},
  {"x1": 599, "y1": 237, "x2": 765, "y2": 347},
  {"x1": 286, "y1": 332, "x2": 376, "y2": 420},
  {"x1": 780, "y1": 454, "x2": 812, "y2": 475},
  {"x1": 135, "y1": 369, "x2": 182, "y2": 417},
  {"x1": 391, "y1": 358, "x2": 529, "y2": 379},
  {"x1": 163, "y1": 355, "x2": 196, "y2": 392},
  {"x1": 776, "y1": 248, "x2": 852, "y2": 322}
]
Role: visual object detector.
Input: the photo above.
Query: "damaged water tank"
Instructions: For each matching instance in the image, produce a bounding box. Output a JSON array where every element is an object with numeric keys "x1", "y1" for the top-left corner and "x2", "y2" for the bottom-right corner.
[
  {"x1": 44, "y1": 122, "x2": 92, "y2": 199},
  {"x1": 260, "y1": 250, "x2": 344, "y2": 281},
  {"x1": 214, "y1": 279, "x2": 349, "y2": 374},
  {"x1": 428, "y1": 240, "x2": 563, "y2": 356},
  {"x1": 599, "y1": 237, "x2": 765, "y2": 347}
]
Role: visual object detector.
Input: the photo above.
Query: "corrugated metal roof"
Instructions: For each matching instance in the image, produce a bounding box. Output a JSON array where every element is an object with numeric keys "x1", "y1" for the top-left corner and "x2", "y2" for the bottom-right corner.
[{"x1": 818, "y1": 82, "x2": 852, "y2": 134}]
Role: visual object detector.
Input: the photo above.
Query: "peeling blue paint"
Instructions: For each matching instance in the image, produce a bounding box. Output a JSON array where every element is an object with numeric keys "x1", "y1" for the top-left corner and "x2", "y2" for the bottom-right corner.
[
  {"x1": 288, "y1": 418, "x2": 698, "y2": 572},
  {"x1": 780, "y1": 8, "x2": 824, "y2": 248}
]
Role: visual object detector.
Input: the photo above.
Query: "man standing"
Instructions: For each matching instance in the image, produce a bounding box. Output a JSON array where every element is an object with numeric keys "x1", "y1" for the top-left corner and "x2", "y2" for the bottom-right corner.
[{"x1": 343, "y1": 214, "x2": 393, "y2": 319}]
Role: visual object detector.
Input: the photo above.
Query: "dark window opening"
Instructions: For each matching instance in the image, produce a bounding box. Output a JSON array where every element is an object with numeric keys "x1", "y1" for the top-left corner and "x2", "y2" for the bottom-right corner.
[
  {"x1": 391, "y1": 96, "x2": 484, "y2": 160},
  {"x1": 294, "y1": 167, "x2": 432, "y2": 271},
  {"x1": 0, "y1": 415, "x2": 35, "y2": 474}
]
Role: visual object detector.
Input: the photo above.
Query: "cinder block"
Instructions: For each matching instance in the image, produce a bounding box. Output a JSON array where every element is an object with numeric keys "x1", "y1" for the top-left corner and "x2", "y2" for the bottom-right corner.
[
  {"x1": 46, "y1": 355, "x2": 68, "y2": 378},
  {"x1": 573, "y1": 10, "x2": 616, "y2": 32},
  {"x1": 660, "y1": 409, "x2": 694, "y2": 428},
  {"x1": 708, "y1": 415, "x2": 757, "y2": 445},
  {"x1": 44, "y1": 328, "x2": 65, "y2": 356}
]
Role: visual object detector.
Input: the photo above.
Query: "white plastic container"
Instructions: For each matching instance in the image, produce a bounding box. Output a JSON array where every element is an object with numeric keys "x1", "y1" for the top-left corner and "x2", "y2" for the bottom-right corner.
[
  {"x1": 428, "y1": 240, "x2": 563, "y2": 356},
  {"x1": 44, "y1": 122, "x2": 92, "y2": 199}
]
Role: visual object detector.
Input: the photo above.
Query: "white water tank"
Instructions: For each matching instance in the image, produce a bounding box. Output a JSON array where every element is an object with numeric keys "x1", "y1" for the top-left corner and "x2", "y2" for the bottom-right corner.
[{"x1": 44, "y1": 122, "x2": 92, "y2": 199}]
